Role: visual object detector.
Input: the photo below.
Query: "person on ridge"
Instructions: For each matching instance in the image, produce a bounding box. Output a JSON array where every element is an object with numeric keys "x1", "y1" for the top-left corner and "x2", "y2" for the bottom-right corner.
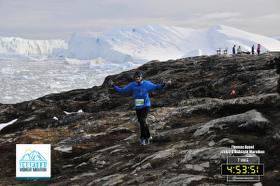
[
  {"x1": 109, "y1": 71, "x2": 170, "y2": 145},
  {"x1": 257, "y1": 44, "x2": 261, "y2": 55},
  {"x1": 232, "y1": 45, "x2": 236, "y2": 55},
  {"x1": 237, "y1": 46, "x2": 242, "y2": 54},
  {"x1": 251, "y1": 45, "x2": 255, "y2": 55}
]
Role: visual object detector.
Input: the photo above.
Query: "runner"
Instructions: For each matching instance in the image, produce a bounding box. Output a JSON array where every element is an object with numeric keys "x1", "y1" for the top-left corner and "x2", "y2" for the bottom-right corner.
[{"x1": 109, "y1": 71, "x2": 170, "y2": 145}]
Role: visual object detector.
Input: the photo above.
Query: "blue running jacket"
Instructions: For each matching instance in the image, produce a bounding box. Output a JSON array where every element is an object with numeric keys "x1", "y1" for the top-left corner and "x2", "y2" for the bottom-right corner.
[{"x1": 113, "y1": 80, "x2": 163, "y2": 109}]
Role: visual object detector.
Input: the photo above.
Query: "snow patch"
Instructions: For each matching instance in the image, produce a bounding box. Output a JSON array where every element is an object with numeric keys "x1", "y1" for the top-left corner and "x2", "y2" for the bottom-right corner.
[
  {"x1": 0, "y1": 119, "x2": 18, "y2": 131},
  {"x1": 54, "y1": 145, "x2": 72, "y2": 153},
  {"x1": 53, "y1": 116, "x2": 58, "y2": 121}
]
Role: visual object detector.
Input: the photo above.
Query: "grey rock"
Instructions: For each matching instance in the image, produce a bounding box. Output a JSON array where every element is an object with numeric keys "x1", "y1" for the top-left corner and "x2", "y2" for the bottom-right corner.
[
  {"x1": 193, "y1": 110, "x2": 270, "y2": 137},
  {"x1": 87, "y1": 174, "x2": 125, "y2": 186},
  {"x1": 160, "y1": 174, "x2": 206, "y2": 186}
]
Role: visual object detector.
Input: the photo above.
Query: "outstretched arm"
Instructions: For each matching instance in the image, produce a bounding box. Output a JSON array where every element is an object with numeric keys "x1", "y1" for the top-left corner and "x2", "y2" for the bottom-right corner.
[
  {"x1": 147, "y1": 80, "x2": 172, "y2": 91},
  {"x1": 113, "y1": 83, "x2": 133, "y2": 93},
  {"x1": 146, "y1": 81, "x2": 164, "y2": 91}
]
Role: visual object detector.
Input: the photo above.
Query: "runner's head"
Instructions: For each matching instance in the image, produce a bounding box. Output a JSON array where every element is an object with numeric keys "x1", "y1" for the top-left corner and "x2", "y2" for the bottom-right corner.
[{"x1": 134, "y1": 71, "x2": 143, "y2": 83}]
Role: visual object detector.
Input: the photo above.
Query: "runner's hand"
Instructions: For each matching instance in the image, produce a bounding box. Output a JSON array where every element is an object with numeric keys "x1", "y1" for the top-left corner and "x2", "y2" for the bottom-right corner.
[
  {"x1": 161, "y1": 79, "x2": 171, "y2": 88},
  {"x1": 166, "y1": 80, "x2": 172, "y2": 86},
  {"x1": 108, "y1": 79, "x2": 115, "y2": 86}
]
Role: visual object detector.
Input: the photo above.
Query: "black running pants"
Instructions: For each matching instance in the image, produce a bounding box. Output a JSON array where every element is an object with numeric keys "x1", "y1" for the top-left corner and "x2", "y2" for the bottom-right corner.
[{"x1": 136, "y1": 107, "x2": 150, "y2": 140}]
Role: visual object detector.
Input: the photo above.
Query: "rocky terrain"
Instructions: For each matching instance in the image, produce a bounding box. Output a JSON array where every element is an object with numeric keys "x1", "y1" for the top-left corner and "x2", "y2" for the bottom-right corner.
[{"x1": 0, "y1": 53, "x2": 280, "y2": 186}]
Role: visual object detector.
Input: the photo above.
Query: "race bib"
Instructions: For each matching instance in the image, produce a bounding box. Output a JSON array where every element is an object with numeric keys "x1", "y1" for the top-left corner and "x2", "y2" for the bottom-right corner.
[{"x1": 135, "y1": 99, "x2": 144, "y2": 106}]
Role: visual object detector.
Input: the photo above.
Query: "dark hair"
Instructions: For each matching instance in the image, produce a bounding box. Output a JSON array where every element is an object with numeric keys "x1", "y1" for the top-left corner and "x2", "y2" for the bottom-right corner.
[{"x1": 134, "y1": 71, "x2": 143, "y2": 78}]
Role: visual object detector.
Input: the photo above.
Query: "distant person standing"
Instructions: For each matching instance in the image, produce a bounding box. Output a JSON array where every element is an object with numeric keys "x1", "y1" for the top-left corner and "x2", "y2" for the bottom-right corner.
[
  {"x1": 257, "y1": 44, "x2": 261, "y2": 55},
  {"x1": 237, "y1": 46, "x2": 241, "y2": 54},
  {"x1": 251, "y1": 45, "x2": 255, "y2": 55},
  {"x1": 217, "y1": 48, "x2": 221, "y2": 55},
  {"x1": 232, "y1": 45, "x2": 236, "y2": 55},
  {"x1": 223, "y1": 48, "x2": 228, "y2": 55}
]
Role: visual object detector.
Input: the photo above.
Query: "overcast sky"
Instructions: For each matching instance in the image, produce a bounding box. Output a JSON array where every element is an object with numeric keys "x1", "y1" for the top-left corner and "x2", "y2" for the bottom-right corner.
[{"x1": 0, "y1": 0, "x2": 279, "y2": 39}]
